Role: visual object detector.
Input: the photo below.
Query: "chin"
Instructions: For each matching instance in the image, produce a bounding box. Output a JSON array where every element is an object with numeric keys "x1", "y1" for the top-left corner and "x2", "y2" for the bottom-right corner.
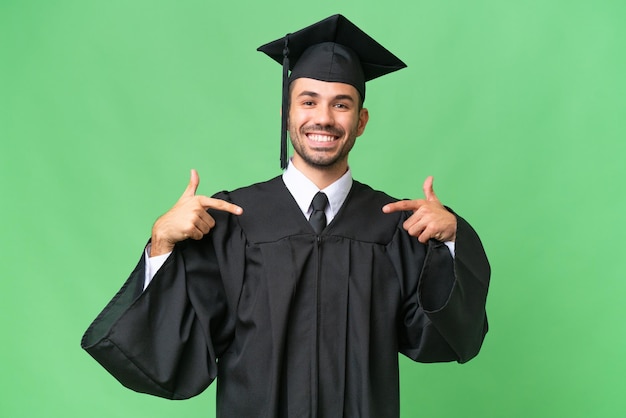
[{"x1": 303, "y1": 154, "x2": 346, "y2": 169}]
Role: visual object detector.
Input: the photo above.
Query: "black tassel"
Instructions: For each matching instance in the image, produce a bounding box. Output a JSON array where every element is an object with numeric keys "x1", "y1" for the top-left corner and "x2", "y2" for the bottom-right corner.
[{"x1": 280, "y1": 35, "x2": 290, "y2": 170}]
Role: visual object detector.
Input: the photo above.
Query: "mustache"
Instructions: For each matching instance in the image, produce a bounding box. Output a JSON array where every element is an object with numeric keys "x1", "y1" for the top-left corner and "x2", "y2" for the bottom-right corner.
[{"x1": 300, "y1": 124, "x2": 344, "y2": 137}]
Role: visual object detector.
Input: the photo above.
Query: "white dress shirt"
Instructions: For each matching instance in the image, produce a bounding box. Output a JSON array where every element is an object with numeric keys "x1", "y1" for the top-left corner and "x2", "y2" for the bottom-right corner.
[{"x1": 281, "y1": 159, "x2": 352, "y2": 225}]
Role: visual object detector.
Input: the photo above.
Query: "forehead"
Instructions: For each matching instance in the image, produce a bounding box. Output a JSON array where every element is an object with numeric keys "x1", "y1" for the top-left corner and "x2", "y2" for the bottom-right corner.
[{"x1": 290, "y1": 77, "x2": 360, "y2": 100}]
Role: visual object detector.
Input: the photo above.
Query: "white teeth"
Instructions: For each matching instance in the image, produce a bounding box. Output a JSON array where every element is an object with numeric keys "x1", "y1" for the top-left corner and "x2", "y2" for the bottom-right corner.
[{"x1": 308, "y1": 134, "x2": 335, "y2": 142}]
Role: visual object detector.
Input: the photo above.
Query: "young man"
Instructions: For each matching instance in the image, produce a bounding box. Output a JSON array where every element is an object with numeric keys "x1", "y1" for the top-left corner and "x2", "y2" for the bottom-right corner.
[{"x1": 82, "y1": 15, "x2": 490, "y2": 418}]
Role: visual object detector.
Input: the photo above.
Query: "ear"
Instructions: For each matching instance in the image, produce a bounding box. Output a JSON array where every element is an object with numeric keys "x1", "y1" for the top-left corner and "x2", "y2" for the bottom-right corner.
[{"x1": 356, "y1": 107, "x2": 369, "y2": 136}]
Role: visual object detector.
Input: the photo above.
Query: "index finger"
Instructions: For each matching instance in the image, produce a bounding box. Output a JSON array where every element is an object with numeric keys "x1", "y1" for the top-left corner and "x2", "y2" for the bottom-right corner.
[
  {"x1": 198, "y1": 196, "x2": 243, "y2": 215},
  {"x1": 382, "y1": 199, "x2": 425, "y2": 214}
]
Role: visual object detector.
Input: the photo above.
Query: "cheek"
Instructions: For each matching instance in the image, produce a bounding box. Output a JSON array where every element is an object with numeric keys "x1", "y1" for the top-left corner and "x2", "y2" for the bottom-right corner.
[
  {"x1": 337, "y1": 112, "x2": 356, "y2": 126},
  {"x1": 288, "y1": 110, "x2": 307, "y2": 128}
]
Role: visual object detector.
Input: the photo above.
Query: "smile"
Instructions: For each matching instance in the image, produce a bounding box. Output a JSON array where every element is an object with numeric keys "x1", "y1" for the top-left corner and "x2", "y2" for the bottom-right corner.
[{"x1": 306, "y1": 133, "x2": 338, "y2": 142}]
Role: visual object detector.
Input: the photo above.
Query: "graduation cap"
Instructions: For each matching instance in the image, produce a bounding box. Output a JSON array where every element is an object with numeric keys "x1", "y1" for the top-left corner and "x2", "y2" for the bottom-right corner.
[{"x1": 257, "y1": 14, "x2": 407, "y2": 169}]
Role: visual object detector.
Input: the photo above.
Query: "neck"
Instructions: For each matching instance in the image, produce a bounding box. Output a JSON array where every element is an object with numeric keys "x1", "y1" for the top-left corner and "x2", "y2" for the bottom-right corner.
[{"x1": 291, "y1": 156, "x2": 348, "y2": 189}]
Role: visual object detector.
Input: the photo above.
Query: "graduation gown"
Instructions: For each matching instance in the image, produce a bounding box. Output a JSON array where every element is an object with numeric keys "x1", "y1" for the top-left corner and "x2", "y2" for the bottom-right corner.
[{"x1": 81, "y1": 176, "x2": 490, "y2": 418}]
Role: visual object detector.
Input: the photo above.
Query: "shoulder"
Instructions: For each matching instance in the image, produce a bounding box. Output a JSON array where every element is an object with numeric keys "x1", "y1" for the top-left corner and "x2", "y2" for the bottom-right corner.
[
  {"x1": 326, "y1": 180, "x2": 407, "y2": 244},
  {"x1": 350, "y1": 180, "x2": 399, "y2": 208},
  {"x1": 209, "y1": 176, "x2": 306, "y2": 242},
  {"x1": 212, "y1": 176, "x2": 285, "y2": 203}
]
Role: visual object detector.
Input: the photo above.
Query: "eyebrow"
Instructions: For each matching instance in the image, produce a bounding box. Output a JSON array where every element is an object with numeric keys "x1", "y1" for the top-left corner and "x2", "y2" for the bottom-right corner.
[{"x1": 297, "y1": 91, "x2": 356, "y2": 102}]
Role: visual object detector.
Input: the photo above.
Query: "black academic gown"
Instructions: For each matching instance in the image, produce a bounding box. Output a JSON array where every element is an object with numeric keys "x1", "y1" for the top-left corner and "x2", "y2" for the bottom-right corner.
[{"x1": 81, "y1": 177, "x2": 490, "y2": 418}]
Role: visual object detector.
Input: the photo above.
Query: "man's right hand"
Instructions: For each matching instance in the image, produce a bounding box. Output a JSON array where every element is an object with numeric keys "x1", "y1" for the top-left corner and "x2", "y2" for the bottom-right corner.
[{"x1": 150, "y1": 169, "x2": 243, "y2": 256}]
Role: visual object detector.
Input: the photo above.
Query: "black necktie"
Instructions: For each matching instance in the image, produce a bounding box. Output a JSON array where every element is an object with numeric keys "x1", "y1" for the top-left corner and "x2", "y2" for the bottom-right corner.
[{"x1": 309, "y1": 192, "x2": 328, "y2": 234}]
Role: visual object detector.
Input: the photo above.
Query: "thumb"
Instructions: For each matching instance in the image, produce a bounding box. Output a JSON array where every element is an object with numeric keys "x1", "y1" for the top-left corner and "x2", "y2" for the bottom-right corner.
[
  {"x1": 182, "y1": 169, "x2": 200, "y2": 197},
  {"x1": 422, "y1": 176, "x2": 438, "y2": 201}
]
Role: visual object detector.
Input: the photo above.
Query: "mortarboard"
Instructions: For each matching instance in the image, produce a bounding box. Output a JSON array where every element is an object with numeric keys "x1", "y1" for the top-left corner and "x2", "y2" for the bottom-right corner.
[{"x1": 257, "y1": 14, "x2": 407, "y2": 169}]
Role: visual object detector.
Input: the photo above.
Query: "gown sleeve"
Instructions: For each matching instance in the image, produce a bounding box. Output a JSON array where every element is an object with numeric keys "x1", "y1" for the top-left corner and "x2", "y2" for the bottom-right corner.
[
  {"x1": 80, "y1": 230, "x2": 237, "y2": 400},
  {"x1": 390, "y1": 213, "x2": 490, "y2": 364}
]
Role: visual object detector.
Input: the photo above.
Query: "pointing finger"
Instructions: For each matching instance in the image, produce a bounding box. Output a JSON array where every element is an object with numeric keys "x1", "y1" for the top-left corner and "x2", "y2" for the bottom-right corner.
[
  {"x1": 382, "y1": 199, "x2": 426, "y2": 214},
  {"x1": 198, "y1": 196, "x2": 243, "y2": 215}
]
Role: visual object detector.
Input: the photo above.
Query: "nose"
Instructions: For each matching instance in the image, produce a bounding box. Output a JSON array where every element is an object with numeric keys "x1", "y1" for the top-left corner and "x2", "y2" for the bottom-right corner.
[{"x1": 313, "y1": 105, "x2": 334, "y2": 127}]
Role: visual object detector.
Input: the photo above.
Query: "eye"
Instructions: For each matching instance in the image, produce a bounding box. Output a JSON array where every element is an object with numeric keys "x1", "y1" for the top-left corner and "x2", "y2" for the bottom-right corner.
[{"x1": 334, "y1": 103, "x2": 349, "y2": 110}]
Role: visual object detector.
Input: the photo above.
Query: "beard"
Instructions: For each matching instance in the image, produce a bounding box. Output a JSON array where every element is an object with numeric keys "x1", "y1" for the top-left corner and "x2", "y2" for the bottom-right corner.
[{"x1": 288, "y1": 123, "x2": 359, "y2": 169}]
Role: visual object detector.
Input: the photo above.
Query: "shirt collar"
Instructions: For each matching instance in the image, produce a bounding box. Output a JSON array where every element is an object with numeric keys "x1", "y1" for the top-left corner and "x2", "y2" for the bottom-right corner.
[{"x1": 282, "y1": 160, "x2": 353, "y2": 223}]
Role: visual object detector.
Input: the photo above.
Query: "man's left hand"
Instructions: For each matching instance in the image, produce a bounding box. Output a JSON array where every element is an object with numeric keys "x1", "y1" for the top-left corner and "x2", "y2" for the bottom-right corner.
[{"x1": 382, "y1": 176, "x2": 457, "y2": 244}]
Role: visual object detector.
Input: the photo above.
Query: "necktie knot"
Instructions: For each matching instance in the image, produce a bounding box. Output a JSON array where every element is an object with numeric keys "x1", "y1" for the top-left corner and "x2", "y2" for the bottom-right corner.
[
  {"x1": 311, "y1": 191, "x2": 328, "y2": 211},
  {"x1": 309, "y1": 192, "x2": 328, "y2": 234}
]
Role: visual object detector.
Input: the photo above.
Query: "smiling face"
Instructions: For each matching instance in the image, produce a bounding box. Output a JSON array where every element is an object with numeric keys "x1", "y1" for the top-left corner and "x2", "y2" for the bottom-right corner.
[{"x1": 288, "y1": 78, "x2": 369, "y2": 174}]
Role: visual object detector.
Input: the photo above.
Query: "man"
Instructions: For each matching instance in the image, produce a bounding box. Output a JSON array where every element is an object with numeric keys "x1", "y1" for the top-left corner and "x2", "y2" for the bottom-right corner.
[{"x1": 82, "y1": 15, "x2": 490, "y2": 418}]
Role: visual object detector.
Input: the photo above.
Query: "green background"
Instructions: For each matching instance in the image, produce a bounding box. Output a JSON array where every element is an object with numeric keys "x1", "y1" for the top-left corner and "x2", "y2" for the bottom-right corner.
[{"x1": 2, "y1": 0, "x2": 624, "y2": 417}]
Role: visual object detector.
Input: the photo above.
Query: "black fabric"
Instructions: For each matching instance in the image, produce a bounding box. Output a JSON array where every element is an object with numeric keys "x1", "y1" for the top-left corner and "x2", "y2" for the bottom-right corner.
[
  {"x1": 309, "y1": 191, "x2": 328, "y2": 234},
  {"x1": 257, "y1": 14, "x2": 407, "y2": 95},
  {"x1": 81, "y1": 177, "x2": 490, "y2": 418}
]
